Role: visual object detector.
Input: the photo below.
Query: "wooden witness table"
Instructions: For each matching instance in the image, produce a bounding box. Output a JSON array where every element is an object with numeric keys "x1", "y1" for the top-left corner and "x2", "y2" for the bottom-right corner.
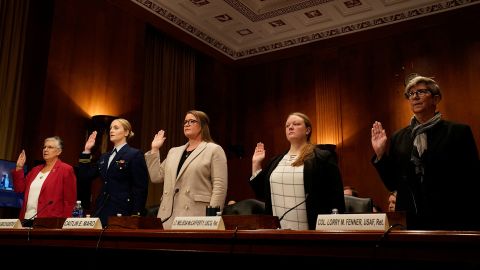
[{"x1": 1, "y1": 228, "x2": 479, "y2": 269}]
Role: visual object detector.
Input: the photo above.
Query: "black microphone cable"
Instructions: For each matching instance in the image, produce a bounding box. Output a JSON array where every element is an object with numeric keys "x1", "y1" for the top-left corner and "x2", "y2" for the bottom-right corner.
[
  {"x1": 161, "y1": 188, "x2": 179, "y2": 224},
  {"x1": 229, "y1": 226, "x2": 239, "y2": 255},
  {"x1": 376, "y1": 223, "x2": 407, "y2": 248},
  {"x1": 94, "y1": 224, "x2": 109, "y2": 266},
  {"x1": 92, "y1": 194, "x2": 110, "y2": 218},
  {"x1": 27, "y1": 223, "x2": 33, "y2": 242},
  {"x1": 96, "y1": 224, "x2": 109, "y2": 251},
  {"x1": 25, "y1": 200, "x2": 54, "y2": 241},
  {"x1": 22, "y1": 200, "x2": 54, "y2": 227},
  {"x1": 278, "y1": 194, "x2": 309, "y2": 228},
  {"x1": 368, "y1": 222, "x2": 406, "y2": 268}
]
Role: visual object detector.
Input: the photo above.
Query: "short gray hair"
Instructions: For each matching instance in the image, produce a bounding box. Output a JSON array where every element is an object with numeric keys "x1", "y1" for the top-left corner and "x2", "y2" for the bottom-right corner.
[
  {"x1": 404, "y1": 76, "x2": 442, "y2": 100},
  {"x1": 45, "y1": 136, "x2": 63, "y2": 150}
]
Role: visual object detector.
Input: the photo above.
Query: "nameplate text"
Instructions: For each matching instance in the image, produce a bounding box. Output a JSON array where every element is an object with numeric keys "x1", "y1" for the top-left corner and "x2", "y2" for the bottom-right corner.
[
  {"x1": 0, "y1": 219, "x2": 22, "y2": 229},
  {"x1": 62, "y1": 218, "x2": 102, "y2": 229},
  {"x1": 171, "y1": 216, "x2": 225, "y2": 230},
  {"x1": 316, "y1": 213, "x2": 388, "y2": 231}
]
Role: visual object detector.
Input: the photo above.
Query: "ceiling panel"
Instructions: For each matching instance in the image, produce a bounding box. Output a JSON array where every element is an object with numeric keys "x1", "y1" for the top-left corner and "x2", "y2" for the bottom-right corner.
[{"x1": 132, "y1": 0, "x2": 479, "y2": 60}]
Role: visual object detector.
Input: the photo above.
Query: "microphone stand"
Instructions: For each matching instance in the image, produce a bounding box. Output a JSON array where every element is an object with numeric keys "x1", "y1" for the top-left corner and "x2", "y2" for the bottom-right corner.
[
  {"x1": 22, "y1": 200, "x2": 54, "y2": 227},
  {"x1": 23, "y1": 200, "x2": 53, "y2": 241},
  {"x1": 92, "y1": 194, "x2": 110, "y2": 218},
  {"x1": 161, "y1": 188, "x2": 180, "y2": 224},
  {"x1": 278, "y1": 194, "x2": 309, "y2": 229}
]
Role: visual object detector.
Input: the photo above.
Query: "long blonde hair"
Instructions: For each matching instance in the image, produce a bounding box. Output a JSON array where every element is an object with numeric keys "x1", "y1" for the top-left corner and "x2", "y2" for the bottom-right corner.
[{"x1": 289, "y1": 112, "x2": 315, "y2": 167}]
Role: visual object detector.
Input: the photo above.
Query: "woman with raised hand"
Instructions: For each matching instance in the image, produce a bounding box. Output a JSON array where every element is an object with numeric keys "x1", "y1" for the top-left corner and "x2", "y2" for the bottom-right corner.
[
  {"x1": 250, "y1": 112, "x2": 345, "y2": 230},
  {"x1": 145, "y1": 110, "x2": 228, "y2": 229},
  {"x1": 13, "y1": 136, "x2": 77, "y2": 223},
  {"x1": 77, "y1": 118, "x2": 149, "y2": 226}
]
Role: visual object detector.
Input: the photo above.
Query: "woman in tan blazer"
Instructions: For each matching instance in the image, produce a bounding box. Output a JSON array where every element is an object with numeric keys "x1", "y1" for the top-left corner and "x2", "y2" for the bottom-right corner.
[{"x1": 145, "y1": 110, "x2": 228, "y2": 229}]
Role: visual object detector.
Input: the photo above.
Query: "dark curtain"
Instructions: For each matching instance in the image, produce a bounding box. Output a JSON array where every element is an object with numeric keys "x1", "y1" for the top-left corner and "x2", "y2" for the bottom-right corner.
[{"x1": 140, "y1": 26, "x2": 196, "y2": 207}]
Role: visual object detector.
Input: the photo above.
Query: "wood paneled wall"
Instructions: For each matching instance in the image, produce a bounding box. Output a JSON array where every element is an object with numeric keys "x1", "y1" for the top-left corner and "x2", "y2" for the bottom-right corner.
[
  {"x1": 19, "y1": 1, "x2": 480, "y2": 211},
  {"x1": 23, "y1": 0, "x2": 145, "y2": 165},
  {"x1": 201, "y1": 7, "x2": 480, "y2": 211}
]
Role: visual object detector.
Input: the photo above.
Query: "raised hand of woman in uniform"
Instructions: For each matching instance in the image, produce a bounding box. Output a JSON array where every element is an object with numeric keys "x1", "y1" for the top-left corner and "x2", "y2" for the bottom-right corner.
[{"x1": 84, "y1": 131, "x2": 97, "y2": 153}]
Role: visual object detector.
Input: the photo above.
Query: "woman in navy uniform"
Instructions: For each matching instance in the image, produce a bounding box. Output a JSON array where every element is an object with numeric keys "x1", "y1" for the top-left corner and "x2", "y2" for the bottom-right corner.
[{"x1": 78, "y1": 118, "x2": 149, "y2": 226}]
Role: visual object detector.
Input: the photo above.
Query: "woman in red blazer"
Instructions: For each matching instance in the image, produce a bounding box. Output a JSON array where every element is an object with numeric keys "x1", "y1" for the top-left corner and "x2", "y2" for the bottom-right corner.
[{"x1": 12, "y1": 136, "x2": 77, "y2": 220}]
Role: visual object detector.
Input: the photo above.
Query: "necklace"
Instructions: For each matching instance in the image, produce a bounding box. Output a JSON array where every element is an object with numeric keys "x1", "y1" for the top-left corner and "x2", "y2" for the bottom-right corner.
[
  {"x1": 185, "y1": 149, "x2": 194, "y2": 158},
  {"x1": 38, "y1": 172, "x2": 47, "y2": 180}
]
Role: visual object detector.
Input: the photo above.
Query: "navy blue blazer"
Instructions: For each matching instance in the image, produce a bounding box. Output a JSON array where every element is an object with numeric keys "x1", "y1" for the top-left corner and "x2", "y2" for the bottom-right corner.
[{"x1": 77, "y1": 144, "x2": 149, "y2": 226}]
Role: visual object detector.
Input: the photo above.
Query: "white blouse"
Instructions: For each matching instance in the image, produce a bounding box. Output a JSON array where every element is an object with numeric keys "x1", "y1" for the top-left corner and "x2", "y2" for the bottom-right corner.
[{"x1": 24, "y1": 171, "x2": 50, "y2": 219}]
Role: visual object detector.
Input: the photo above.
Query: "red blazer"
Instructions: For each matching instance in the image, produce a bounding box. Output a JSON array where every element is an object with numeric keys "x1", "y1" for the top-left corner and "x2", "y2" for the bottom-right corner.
[{"x1": 12, "y1": 159, "x2": 77, "y2": 219}]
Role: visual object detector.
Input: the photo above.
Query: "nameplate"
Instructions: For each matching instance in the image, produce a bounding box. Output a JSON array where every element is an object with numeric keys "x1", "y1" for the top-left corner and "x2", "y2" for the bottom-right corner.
[
  {"x1": 0, "y1": 219, "x2": 22, "y2": 229},
  {"x1": 62, "y1": 218, "x2": 102, "y2": 229},
  {"x1": 171, "y1": 216, "x2": 225, "y2": 230},
  {"x1": 316, "y1": 213, "x2": 388, "y2": 231}
]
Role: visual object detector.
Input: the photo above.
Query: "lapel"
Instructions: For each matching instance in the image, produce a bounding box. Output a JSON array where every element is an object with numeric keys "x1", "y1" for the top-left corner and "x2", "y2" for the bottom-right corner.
[
  {"x1": 30, "y1": 166, "x2": 42, "y2": 183},
  {"x1": 425, "y1": 120, "x2": 445, "y2": 156},
  {"x1": 99, "y1": 153, "x2": 109, "y2": 178},
  {"x1": 172, "y1": 144, "x2": 187, "y2": 175},
  {"x1": 39, "y1": 159, "x2": 60, "y2": 194},
  {"x1": 176, "y1": 141, "x2": 208, "y2": 181},
  {"x1": 108, "y1": 145, "x2": 128, "y2": 173}
]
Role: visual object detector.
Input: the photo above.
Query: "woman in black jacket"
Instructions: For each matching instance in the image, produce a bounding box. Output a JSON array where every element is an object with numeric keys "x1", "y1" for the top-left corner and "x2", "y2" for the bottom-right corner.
[{"x1": 250, "y1": 112, "x2": 345, "y2": 230}]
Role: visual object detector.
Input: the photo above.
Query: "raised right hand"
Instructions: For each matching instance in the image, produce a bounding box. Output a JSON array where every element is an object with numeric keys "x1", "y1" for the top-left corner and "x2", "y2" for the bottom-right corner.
[
  {"x1": 252, "y1": 142, "x2": 265, "y2": 175},
  {"x1": 252, "y1": 142, "x2": 266, "y2": 164},
  {"x1": 371, "y1": 121, "x2": 387, "y2": 160},
  {"x1": 150, "y1": 130, "x2": 166, "y2": 153},
  {"x1": 84, "y1": 131, "x2": 97, "y2": 153},
  {"x1": 16, "y1": 150, "x2": 26, "y2": 170}
]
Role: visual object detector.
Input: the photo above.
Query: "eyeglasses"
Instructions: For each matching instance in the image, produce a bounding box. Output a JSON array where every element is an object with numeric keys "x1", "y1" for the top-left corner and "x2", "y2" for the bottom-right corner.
[
  {"x1": 43, "y1": 145, "x2": 58, "y2": 150},
  {"x1": 405, "y1": 89, "x2": 431, "y2": 99},
  {"x1": 183, "y1": 119, "x2": 198, "y2": 126}
]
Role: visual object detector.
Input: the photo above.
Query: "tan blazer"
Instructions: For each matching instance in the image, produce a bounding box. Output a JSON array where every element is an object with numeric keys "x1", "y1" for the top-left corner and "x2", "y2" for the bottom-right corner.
[{"x1": 145, "y1": 141, "x2": 228, "y2": 229}]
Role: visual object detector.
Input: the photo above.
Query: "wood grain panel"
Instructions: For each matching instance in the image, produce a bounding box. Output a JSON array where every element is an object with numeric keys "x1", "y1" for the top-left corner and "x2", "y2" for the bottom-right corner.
[
  {"x1": 29, "y1": 0, "x2": 145, "y2": 165},
  {"x1": 15, "y1": 1, "x2": 480, "y2": 215}
]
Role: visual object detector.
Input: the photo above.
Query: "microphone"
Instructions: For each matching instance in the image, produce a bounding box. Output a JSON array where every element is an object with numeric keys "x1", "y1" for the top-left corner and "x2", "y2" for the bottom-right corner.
[
  {"x1": 21, "y1": 200, "x2": 54, "y2": 227},
  {"x1": 92, "y1": 193, "x2": 110, "y2": 218},
  {"x1": 278, "y1": 194, "x2": 309, "y2": 226},
  {"x1": 161, "y1": 188, "x2": 179, "y2": 224}
]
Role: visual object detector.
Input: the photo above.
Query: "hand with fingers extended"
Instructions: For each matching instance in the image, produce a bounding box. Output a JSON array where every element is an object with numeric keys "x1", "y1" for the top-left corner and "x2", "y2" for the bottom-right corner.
[
  {"x1": 371, "y1": 121, "x2": 387, "y2": 160},
  {"x1": 150, "y1": 130, "x2": 166, "y2": 154},
  {"x1": 16, "y1": 150, "x2": 26, "y2": 171},
  {"x1": 84, "y1": 131, "x2": 97, "y2": 153},
  {"x1": 252, "y1": 142, "x2": 265, "y2": 174}
]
